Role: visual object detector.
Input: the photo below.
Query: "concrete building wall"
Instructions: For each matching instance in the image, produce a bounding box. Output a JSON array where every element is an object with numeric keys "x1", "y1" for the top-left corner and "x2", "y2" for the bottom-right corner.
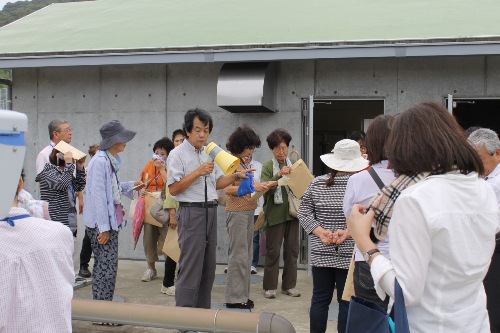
[
  {"x1": 12, "y1": 54, "x2": 500, "y2": 262},
  {"x1": 13, "y1": 64, "x2": 168, "y2": 260}
]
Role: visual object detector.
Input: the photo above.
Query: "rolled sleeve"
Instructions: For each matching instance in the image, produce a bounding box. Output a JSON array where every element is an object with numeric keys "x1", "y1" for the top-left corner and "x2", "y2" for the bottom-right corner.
[
  {"x1": 214, "y1": 163, "x2": 224, "y2": 181},
  {"x1": 167, "y1": 153, "x2": 184, "y2": 186}
]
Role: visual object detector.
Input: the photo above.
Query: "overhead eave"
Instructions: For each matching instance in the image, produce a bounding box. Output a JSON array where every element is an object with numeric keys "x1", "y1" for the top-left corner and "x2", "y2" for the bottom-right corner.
[{"x1": 2, "y1": 39, "x2": 500, "y2": 68}]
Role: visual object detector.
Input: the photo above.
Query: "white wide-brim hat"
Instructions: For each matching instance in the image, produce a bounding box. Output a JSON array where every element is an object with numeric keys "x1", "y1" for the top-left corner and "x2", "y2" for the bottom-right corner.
[{"x1": 320, "y1": 139, "x2": 369, "y2": 172}]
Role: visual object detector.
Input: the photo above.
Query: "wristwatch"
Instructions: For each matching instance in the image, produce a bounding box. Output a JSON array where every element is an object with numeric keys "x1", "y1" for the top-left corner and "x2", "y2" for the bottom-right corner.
[{"x1": 363, "y1": 248, "x2": 380, "y2": 263}]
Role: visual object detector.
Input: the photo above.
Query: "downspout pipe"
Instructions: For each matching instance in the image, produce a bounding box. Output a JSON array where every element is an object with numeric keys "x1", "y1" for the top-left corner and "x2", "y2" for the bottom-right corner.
[{"x1": 72, "y1": 298, "x2": 296, "y2": 333}]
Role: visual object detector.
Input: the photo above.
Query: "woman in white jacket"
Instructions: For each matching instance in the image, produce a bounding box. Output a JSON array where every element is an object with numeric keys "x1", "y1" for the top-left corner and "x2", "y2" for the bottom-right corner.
[{"x1": 348, "y1": 101, "x2": 500, "y2": 333}]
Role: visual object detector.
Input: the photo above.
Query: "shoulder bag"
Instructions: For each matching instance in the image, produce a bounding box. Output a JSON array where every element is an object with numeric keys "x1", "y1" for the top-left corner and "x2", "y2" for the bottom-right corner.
[
  {"x1": 346, "y1": 278, "x2": 410, "y2": 333},
  {"x1": 368, "y1": 167, "x2": 384, "y2": 243},
  {"x1": 288, "y1": 190, "x2": 301, "y2": 218},
  {"x1": 150, "y1": 195, "x2": 170, "y2": 226}
]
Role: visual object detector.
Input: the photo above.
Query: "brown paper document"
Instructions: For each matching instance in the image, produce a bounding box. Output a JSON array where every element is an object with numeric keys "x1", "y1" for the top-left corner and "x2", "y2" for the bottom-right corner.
[
  {"x1": 277, "y1": 178, "x2": 287, "y2": 186},
  {"x1": 144, "y1": 192, "x2": 162, "y2": 227},
  {"x1": 251, "y1": 181, "x2": 278, "y2": 202},
  {"x1": 281, "y1": 159, "x2": 314, "y2": 198},
  {"x1": 162, "y1": 227, "x2": 180, "y2": 262},
  {"x1": 53, "y1": 141, "x2": 86, "y2": 160}
]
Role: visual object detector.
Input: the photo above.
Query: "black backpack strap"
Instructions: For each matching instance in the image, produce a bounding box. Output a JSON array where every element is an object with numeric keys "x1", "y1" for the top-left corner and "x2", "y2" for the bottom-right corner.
[{"x1": 368, "y1": 167, "x2": 384, "y2": 190}]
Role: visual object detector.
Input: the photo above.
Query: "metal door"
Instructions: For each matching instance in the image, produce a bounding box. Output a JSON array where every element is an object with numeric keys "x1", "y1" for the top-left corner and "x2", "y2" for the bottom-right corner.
[
  {"x1": 301, "y1": 95, "x2": 314, "y2": 169},
  {"x1": 300, "y1": 96, "x2": 314, "y2": 270}
]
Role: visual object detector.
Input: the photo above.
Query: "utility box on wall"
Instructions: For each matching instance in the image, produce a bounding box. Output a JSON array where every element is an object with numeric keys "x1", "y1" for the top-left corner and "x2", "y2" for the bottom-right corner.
[{"x1": 217, "y1": 62, "x2": 277, "y2": 113}]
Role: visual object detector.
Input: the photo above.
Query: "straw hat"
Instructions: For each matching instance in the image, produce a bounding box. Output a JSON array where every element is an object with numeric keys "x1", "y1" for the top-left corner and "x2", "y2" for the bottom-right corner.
[
  {"x1": 320, "y1": 139, "x2": 369, "y2": 172},
  {"x1": 99, "y1": 120, "x2": 136, "y2": 150}
]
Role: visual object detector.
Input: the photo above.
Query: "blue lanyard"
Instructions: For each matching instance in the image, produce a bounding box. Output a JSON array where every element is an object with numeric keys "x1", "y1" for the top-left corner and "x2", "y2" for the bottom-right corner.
[{"x1": 1, "y1": 214, "x2": 31, "y2": 227}]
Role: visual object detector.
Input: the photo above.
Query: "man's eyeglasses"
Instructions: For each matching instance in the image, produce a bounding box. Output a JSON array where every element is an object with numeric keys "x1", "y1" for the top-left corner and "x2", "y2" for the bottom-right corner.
[{"x1": 56, "y1": 128, "x2": 72, "y2": 133}]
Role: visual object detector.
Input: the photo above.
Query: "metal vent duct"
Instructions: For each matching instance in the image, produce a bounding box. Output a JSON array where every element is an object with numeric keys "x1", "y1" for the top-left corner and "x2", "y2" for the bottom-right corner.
[{"x1": 217, "y1": 62, "x2": 277, "y2": 113}]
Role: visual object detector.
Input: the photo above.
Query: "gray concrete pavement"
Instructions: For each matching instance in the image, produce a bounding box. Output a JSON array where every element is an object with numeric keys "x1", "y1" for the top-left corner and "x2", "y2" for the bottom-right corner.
[{"x1": 73, "y1": 259, "x2": 340, "y2": 333}]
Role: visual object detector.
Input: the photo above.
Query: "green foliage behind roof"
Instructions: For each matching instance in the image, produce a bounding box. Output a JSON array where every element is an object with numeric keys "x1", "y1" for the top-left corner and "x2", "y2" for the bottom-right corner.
[
  {"x1": 0, "y1": 0, "x2": 500, "y2": 55},
  {"x1": 0, "y1": 0, "x2": 89, "y2": 28}
]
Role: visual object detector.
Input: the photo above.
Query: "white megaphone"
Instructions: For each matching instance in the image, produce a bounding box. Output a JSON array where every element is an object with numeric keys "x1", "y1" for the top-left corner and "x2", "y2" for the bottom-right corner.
[
  {"x1": 0, "y1": 110, "x2": 27, "y2": 218},
  {"x1": 205, "y1": 142, "x2": 240, "y2": 175}
]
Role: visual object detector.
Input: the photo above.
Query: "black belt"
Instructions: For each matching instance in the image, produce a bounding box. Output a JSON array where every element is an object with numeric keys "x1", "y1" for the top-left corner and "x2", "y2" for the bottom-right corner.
[{"x1": 179, "y1": 201, "x2": 218, "y2": 208}]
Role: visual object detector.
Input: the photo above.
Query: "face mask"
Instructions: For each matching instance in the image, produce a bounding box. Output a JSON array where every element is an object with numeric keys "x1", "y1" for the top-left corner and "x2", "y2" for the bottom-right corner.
[{"x1": 152, "y1": 153, "x2": 166, "y2": 163}]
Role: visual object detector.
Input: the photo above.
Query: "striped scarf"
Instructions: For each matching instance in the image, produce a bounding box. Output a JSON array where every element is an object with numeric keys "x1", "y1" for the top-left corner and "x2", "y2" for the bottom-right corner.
[{"x1": 368, "y1": 172, "x2": 429, "y2": 241}]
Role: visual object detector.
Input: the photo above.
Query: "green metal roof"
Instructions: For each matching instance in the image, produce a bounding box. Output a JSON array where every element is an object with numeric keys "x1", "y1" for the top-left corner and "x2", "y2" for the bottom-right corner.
[{"x1": 1, "y1": 0, "x2": 500, "y2": 67}]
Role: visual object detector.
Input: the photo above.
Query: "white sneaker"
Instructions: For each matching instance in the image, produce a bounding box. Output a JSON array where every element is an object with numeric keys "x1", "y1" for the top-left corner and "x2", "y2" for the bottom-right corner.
[
  {"x1": 264, "y1": 289, "x2": 277, "y2": 299},
  {"x1": 141, "y1": 268, "x2": 157, "y2": 282},
  {"x1": 161, "y1": 285, "x2": 175, "y2": 296},
  {"x1": 250, "y1": 266, "x2": 257, "y2": 274},
  {"x1": 281, "y1": 288, "x2": 301, "y2": 297}
]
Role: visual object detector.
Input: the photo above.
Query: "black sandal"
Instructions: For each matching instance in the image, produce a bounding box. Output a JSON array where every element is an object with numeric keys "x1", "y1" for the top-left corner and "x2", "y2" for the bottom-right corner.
[{"x1": 226, "y1": 301, "x2": 254, "y2": 309}]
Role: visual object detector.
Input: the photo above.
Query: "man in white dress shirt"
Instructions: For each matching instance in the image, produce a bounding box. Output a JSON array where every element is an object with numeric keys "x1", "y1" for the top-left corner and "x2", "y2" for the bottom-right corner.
[
  {"x1": 36, "y1": 119, "x2": 87, "y2": 275},
  {"x1": 35, "y1": 119, "x2": 73, "y2": 174},
  {"x1": 167, "y1": 108, "x2": 251, "y2": 309},
  {"x1": 468, "y1": 128, "x2": 500, "y2": 333}
]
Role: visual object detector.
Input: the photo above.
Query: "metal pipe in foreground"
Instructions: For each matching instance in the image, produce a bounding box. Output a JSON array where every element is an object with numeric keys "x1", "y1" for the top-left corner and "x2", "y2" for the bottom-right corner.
[{"x1": 72, "y1": 298, "x2": 296, "y2": 333}]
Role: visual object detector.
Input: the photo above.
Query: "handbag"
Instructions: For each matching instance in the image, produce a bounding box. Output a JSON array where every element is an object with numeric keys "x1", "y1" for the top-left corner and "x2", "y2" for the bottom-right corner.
[
  {"x1": 288, "y1": 190, "x2": 301, "y2": 218},
  {"x1": 128, "y1": 198, "x2": 138, "y2": 220},
  {"x1": 346, "y1": 279, "x2": 410, "y2": 333},
  {"x1": 162, "y1": 226, "x2": 181, "y2": 262},
  {"x1": 144, "y1": 192, "x2": 162, "y2": 227},
  {"x1": 114, "y1": 203, "x2": 125, "y2": 227},
  {"x1": 150, "y1": 194, "x2": 170, "y2": 226}
]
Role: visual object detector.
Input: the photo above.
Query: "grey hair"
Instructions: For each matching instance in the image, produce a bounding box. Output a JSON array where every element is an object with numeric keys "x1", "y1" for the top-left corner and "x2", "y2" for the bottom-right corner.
[
  {"x1": 48, "y1": 119, "x2": 68, "y2": 140},
  {"x1": 468, "y1": 128, "x2": 500, "y2": 155}
]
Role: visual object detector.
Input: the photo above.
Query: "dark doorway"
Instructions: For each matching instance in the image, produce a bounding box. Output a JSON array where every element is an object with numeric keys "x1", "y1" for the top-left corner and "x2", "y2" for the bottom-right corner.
[
  {"x1": 312, "y1": 99, "x2": 384, "y2": 176},
  {"x1": 450, "y1": 99, "x2": 500, "y2": 134}
]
